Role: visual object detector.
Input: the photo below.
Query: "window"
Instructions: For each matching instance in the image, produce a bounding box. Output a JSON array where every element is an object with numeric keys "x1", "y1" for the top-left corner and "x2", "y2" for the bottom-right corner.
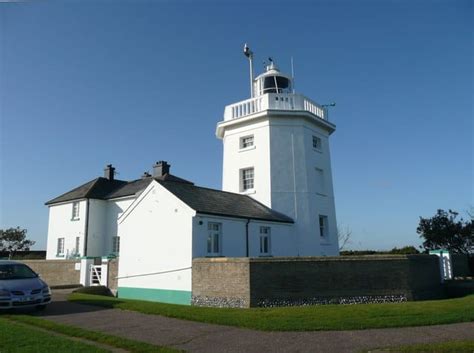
[
  {"x1": 312, "y1": 136, "x2": 322, "y2": 150},
  {"x1": 319, "y1": 215, "x2": 328, "y2": 238},
  {"x1": 207, "y1": 222, "x2": 222, "y2": 256},
  {"x1": 112, "y1": 236, "x2": 120, "y2": 255},
  {"x1": 74, "y1": 236, "x2": 80, "y2": 255},
  {"x1": 240, "y1": 135, "x2": 254, "y2": 149},
  {"x1": 72, "y1": 202, "x2": 80, "y2": 220},
  {"x1": 259, "y1": 226, "x2": 271, "y2": 256},
  {"x1": 315, "y1": 168, "x2": 325, "y2": 195},
  {"x1": 241, "y1": 167, "x2": 254, "y2": 191},
  {"x1": 57, "y1": 238, "x2": 65, "y2": 256}
]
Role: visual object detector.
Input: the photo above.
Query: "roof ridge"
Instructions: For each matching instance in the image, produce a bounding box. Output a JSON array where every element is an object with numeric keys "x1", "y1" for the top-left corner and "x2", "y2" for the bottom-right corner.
[{"x1": 45, "y1": 178, "x2": 100, "y2": 205}]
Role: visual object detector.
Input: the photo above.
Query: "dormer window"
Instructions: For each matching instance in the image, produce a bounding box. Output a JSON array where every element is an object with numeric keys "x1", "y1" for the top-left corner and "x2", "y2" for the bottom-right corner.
[{"x1": 71, "y1": 202, "x2": 80, "y2": 220}]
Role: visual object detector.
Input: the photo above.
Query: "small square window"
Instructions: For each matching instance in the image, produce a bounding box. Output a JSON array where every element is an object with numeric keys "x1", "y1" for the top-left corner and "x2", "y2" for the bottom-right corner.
[
  {"x1": 319, "y1": 215, "x2": 328, "y2": 238},
  {"x1": 312, "y1": 136, "x2": 322, "y2": 150},
  {"x1": 72, "y1": 202, "x2": 80, "y2": 220},
  {"x1": 241, "y1": 167, "x2": 254, "y2": 191},
  {"x1": 240, "y1": 135, "x2": 254, "y2": 149}
]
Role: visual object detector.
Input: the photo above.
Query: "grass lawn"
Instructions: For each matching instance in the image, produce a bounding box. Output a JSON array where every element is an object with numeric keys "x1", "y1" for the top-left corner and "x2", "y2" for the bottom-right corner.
[
  {"x1": 0, "y1": 318, "x2": 109, "y2": 353},
  {"x1": 373, "y1": 340, "x2": 474, "y2": 353},
  {"x1": 4, "y1": 315, "x2": 183, "y2": 353},
  {"x1": 69, "y1": 293, "x2": 474, "y2": 331}
]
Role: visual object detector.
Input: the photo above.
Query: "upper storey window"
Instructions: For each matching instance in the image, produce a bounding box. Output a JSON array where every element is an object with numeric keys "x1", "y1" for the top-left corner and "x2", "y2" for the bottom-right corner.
[
  {"x1": 241, "y1": 168, "x2": 254, "y2": 191},
  {"x1": 240, "y1": 135, "x2": 254, "y2": 149},
  {"x1": 312, "y1": 136, "x2": 322, "y2": 151},
  {"x1": 71, "y1": 202, "x2": 80, "y2": 221}
]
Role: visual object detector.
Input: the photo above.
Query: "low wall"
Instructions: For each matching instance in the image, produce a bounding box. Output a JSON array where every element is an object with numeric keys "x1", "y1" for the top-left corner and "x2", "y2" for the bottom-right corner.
[
  {"x1": 23, "y1": 260, "x2": 81, "y2": 288},
  {"x1": 192, "y1": 255, "x2": 443, "y2": 308}
]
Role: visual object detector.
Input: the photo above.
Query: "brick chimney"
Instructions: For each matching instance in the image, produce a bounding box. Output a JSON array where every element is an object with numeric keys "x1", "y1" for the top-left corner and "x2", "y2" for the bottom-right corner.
[
  {"x1": 104, "y1": 164, "x2": 115, "y2": 181},
  {"x1": 153, "y1": 161, "x2": 170, "y2": 177}
]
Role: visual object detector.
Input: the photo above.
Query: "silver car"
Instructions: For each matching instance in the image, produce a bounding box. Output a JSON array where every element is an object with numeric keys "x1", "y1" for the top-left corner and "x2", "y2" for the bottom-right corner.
[{"x1": 0, "y1": 260, "x2": 52, "y2": 310}]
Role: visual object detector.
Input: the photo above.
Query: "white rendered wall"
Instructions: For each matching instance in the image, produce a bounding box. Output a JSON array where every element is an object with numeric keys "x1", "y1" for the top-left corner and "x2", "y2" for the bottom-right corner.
[
  {"x1": 222, "y1": 118, "x2": 272, "y2": 206},
  {"x1": 86, "y1": 199, "x2": 108, "y2": 257},
  {"x1": 192, "y1": 215, "x2": 295, "y2": 258},
  {"x1": 46, "y1": 200, "x2": 87, "y2": 259},
  {"x1": 117, "y1": 181, "x2": 196, "y2": 295},
  {"x1": 104, "y1": 197, "x2": 134, "y2": 256},
  {"x1": 221, "y1": 114, "x2": 339, "y2": 256}
]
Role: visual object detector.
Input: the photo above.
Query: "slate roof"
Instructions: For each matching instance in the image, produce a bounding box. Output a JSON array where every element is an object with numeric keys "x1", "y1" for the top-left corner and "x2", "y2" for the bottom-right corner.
[
  {"x1": 45, "y1": 174, "x2": 192, "y2": 205},
  {"x1": 158, "y1": 181, "x2": 293, "y2": 223},
  {"x1": 46, "y1": 174, "x2": 293, "y2": 223}
]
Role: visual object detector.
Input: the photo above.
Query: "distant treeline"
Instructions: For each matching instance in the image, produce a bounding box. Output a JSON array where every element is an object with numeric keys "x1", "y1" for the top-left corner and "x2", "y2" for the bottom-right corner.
[
  {"x1": 0, "y1": 250, "x2": 46, "y2": 260},
  {"x1": 340, "y1": 246, "x2": 420, "y2": 256}
]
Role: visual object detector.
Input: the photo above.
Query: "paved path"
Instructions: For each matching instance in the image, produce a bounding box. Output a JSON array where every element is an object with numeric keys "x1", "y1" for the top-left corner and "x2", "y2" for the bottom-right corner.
[{"x1": 33, "y1": 290, "x2": 474, "y2": 353}]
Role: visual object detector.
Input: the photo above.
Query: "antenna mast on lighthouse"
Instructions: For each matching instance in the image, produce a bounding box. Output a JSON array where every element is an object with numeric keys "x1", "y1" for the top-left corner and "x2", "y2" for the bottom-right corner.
[{"x1": 243, "y1": 43, "x2": 254, "y2": 98}]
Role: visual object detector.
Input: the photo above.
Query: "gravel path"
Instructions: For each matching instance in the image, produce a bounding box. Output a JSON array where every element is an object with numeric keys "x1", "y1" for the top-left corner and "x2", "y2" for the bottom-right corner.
[{"x1": 32, "y1": 290, "x2": 474, "y2": 353}]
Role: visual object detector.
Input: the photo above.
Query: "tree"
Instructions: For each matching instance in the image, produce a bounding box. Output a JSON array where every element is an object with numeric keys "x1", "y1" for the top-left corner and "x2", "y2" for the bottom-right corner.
[
  {"x1": 417, "y1": 209, "x2": 473, "y2": 254},
  {"x1": 337, "y1": 225, "x2": 352, "y2": 251},
  {"x1": 0, "y1": 227, "x2": 35, "y2": 259}
]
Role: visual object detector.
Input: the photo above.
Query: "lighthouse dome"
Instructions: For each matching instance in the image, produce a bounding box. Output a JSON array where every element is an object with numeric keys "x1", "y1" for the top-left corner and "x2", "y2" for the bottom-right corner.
[{"x1": 253, "y1": 61, "x2": 293, "y2": 97}]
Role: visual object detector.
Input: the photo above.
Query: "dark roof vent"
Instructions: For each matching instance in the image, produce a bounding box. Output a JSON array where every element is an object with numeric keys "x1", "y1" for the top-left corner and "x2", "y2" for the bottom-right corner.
[
  {"x1": 104, "y1": 164, "x2": 115, "y2": 181},
  {"x1": 153, "y1": 161, "x2": 170, "y2": 177},
  {"x1": 141, "y1": 172, "x2": 152, "y2": 179}
]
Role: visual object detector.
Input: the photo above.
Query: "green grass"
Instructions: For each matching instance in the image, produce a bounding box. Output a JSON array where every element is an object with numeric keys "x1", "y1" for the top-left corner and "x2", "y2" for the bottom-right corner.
[
  {"x1": 69, "y1": 293, "x2": 474, "y2": 331},
  {"x1": 373, "y1": 340, "x2": 474, "y2": 353},
  {"x1": 0, "y1": 318, "x2": 109, "y2": 353},
  {"x1": 5, "y1": 315, "x2": 183, "y2": 353}
]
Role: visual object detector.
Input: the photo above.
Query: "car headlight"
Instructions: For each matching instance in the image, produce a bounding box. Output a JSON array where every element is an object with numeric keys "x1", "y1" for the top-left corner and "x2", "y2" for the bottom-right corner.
[
  {"x1": 0, "y1": 290, "x2": 10, "y2": 297},
  {"x1": 42, "y1": 286, "x2": 51, "y2": 294}
]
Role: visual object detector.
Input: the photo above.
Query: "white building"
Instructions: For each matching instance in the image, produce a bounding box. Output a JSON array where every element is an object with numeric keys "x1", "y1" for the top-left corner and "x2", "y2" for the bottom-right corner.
[
  {"x1": 217, "y1": 58, "x2": 339, "y2": 256},
  {"x1": 45, "y1": 50, "x2": 339, "y2": 304}
]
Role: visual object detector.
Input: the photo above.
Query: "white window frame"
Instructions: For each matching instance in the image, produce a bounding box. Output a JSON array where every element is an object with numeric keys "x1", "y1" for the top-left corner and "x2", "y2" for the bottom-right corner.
[
  {"x1": 259, "y1": 226, "x2": 271, "y2": 256},
  {"x1": 71, "y1": 202, "x2": 80, "y2": 220},
  {"x1": 241, "y1": 167, "x2": 254, "y2": 192},
  {"x1": 207, "y1": 222, "x2": 222, "y2": 256},
  {"x1": 112, "y1": 236, "x2": 120, "y2": 255},
  {"x1": 319, "y1": 215, "x2": 328, "y2": 238},
  {"x1": 240, "y1": 135, "x2": 254, "y2": 149},
  {"x1": 57, "y1": 237, "x2": 65, "y2": 256},
  {"x1": 312, "y1": 135, "x2": 322, "y2": 151}
]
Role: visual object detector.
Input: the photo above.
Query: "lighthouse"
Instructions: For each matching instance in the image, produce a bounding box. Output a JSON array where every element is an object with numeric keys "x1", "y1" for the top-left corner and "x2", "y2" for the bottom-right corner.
[{"x1": 216, "y1": 45, "x2": 339, "y2": 256}]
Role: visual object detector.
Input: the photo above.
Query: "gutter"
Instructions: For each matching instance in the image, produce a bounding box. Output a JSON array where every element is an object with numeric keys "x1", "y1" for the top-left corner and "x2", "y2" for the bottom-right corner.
[
  {"x1": 245, "y1": 219, "x2": 250, "y2": 257},
  {"x1": 83, "y1": 199, "x2": 90, "y2": 256}
]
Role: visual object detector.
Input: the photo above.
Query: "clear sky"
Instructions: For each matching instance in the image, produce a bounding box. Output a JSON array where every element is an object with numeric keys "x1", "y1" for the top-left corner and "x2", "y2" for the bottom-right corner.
[{"x1": 0, "y1": 1, "x2": 472, "y2": 251}]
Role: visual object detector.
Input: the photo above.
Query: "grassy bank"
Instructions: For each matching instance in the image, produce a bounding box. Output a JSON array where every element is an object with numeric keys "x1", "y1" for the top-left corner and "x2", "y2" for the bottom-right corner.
[
  {"x1": 69, "y1": 293, "x2": 474, "y2": 331},
  {"x1": 0, "y1": 318, "x2": 109, "y2": 353},
  {"x1": 4, "y1": 315, "x2": 183, "y2": 353}
]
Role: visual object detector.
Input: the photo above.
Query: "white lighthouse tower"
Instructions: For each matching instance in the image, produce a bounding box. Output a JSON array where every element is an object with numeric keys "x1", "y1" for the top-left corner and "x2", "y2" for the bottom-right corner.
[{"x1": 216, "y1": 45, "x2": 339, "y2": 256}]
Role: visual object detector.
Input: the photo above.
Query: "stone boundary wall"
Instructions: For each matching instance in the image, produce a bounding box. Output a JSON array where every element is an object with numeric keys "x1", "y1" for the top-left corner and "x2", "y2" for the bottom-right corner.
[
  {"x1": 22, "y1": 260, "x2": 81, "y2": 288},
  {"x1": 192, "y1": 255, "x2": 443, "y2": 308}
]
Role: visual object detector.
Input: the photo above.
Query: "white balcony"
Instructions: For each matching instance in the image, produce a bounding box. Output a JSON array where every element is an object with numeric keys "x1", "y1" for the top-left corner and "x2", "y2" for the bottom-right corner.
[{"x1": 223, "y1": 93, "x2": 327, "y2": 122}]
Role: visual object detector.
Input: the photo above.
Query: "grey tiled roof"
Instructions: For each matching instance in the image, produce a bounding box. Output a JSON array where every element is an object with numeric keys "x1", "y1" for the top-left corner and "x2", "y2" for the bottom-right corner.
[
  {"x1": 46, "y1": 174, "x2": 293, "y2": 223},
  {"x1": 158, "y1": 181, "x2": 293, "y2": 223}
]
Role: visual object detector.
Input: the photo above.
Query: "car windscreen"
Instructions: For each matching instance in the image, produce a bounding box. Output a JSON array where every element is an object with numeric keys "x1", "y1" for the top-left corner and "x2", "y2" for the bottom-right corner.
[{"x1": 0, "y1": 264, "x2": 37, "y2": 280}]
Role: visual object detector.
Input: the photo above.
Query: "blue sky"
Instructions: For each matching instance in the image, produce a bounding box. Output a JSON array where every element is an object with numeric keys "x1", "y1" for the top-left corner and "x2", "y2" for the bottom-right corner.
[{"x1": 0, "y1": 1, "x2": 472, "y2": 251}]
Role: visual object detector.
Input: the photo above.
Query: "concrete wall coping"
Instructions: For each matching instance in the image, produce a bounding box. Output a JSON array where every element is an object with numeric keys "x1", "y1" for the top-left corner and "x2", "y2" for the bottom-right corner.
[
  {"x1": 193, "y1": 255, "x2": 437, "y2": 264},
  {"x1": 21, "y1": 259, "x2": 80, "y2": 264}
]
